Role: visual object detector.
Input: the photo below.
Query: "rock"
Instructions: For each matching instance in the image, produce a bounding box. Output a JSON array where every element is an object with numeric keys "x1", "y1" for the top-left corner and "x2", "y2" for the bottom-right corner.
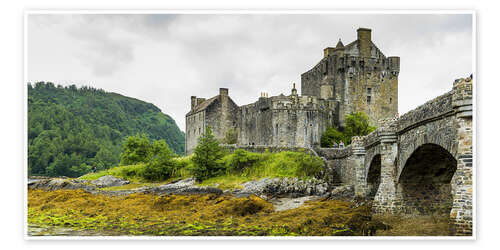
[
  {"x1": 29, "y1": 178, "x2": 95, "y2": 191},
  {"x1": 91, "y1": 175, "x2": 130, "y2": 188},
  {"x1": 172, "y1": 186, "x2": 223, "y2": 195},
  {"x1": 234, "y1": 177, "x2": 329, "y2": 198},
  {"x1": 151, "y1": 178, "x2": 222, "y2": 195},
  {"x1": 154, "y1": 178, "x2": 195, "y2": 192},
  {"x1": 328, "y1": 185, "x2": 355, "y2": 199},
  {"x1": 270, "y1": 196, "x2": 322, "y2": 212}
]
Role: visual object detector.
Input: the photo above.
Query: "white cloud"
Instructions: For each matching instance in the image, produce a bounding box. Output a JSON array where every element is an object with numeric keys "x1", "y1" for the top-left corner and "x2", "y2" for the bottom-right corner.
[{"x1": 27, "y1": 13, "x2": 473, "y2": 132}]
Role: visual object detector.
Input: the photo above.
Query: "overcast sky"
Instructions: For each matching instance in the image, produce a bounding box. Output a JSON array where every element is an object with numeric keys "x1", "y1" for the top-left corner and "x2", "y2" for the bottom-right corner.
[{"x1": 27, "y1": 13, "x2": 473, "y2": 132}]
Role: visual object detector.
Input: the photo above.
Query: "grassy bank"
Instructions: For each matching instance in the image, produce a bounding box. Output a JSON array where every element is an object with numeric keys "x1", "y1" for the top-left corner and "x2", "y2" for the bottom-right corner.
[{"x1": 79, "y1": 150, "x2": 324, "y2": 190}]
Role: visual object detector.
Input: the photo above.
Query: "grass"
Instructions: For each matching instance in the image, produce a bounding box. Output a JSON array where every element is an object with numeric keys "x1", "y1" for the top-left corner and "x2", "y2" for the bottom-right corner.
[
  {"x1": 79, "y1": 164, "x2": 146, "y2": 182},
  {"x1": 79, "y1": 150, "x2": 323, "y2": 190},
  {"x1": 28, "y1": 189, "x2": 385, "y2": 236},
  {"x1": 199, "y1": 174, "x2": 253, "y2": 190}
]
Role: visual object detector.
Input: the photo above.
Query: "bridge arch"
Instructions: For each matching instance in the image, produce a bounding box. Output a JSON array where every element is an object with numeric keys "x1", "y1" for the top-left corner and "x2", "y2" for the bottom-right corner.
[
  {"x1": 366, "y1": 154, "x2": 381, "y2": 199},
  {"x1": 397, "y1": 143, "x2": 457, "y2": 215}
]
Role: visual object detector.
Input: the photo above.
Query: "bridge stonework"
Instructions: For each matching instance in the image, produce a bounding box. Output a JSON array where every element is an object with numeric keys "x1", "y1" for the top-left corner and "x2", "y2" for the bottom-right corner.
[{"x1": 316, "y1": 77, "x2": 473, "y2": 236}]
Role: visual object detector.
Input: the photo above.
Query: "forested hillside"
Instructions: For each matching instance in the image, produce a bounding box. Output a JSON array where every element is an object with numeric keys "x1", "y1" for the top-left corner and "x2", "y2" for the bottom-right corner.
[{"x1": 28, "y1": 82, "x2": 185, "y2": 177}]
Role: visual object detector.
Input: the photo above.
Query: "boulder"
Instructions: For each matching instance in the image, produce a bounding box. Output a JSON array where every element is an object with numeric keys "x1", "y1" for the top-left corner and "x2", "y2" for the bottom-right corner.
[
  {"x1": 234, "y1": 177, "x2": 329, "y2": 198},
  {"x1": 152, "y1": 178, "x2": 222, "y2": 195},
  {"x1": 28, "y1": 178, "x2": 95, "y2": 191},
  {"x1": 328, "y1": 185, "x2": 355, "y2": 199},
  {"x1": 91, "y1": 175, "x2": 130, "y2": 188}
]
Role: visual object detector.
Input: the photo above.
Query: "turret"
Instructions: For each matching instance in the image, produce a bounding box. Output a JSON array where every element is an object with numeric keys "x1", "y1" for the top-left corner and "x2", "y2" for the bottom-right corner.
[
  {"x1": 388, "y1": 56, "x2": 400, "y2": 76},
  {"x1": 336, "y1": 38, "x2": 344, "y2": 48},
  {"x1": 291, "y1": 83, "x2": 298, "y2": 96}
]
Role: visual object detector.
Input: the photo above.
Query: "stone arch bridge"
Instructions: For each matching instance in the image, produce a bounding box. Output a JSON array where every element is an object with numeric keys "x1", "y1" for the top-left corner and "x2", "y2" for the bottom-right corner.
[{"x1": 315, "y1": 77, "x2": 473, "y2": 236}]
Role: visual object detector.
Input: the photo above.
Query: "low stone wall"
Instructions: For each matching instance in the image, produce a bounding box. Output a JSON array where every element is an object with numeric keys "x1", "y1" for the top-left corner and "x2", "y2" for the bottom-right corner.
[
  {"x1": 314, "y1": 146, "x2": 356, "y2": 186},
  {"x1": 221, "y1": 144, "x2": 317, "y2": 155}
]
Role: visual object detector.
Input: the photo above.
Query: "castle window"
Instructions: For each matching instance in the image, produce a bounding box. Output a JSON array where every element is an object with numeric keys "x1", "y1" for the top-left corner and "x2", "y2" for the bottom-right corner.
[
  {"x1": 367, "y1": 88, "x2": 372, "y2": 95},
  {"x1": 390, "y1": 98, "x2": 392, "y2": 104},
  {"x1": 367, "y1": 96, "x2": 372, "y2": 104}
]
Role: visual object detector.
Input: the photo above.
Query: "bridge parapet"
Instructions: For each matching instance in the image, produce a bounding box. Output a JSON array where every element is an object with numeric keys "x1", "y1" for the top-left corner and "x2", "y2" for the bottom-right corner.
[
  {"x1": 452, "y1": 77, "x2": 473, "y2": 118},
  {"x1": 396, "y1": 91, "x2": 454, "y2": 133},
  {"x1": 314, "y1": 145, "x2": 353, "y2": 159}
]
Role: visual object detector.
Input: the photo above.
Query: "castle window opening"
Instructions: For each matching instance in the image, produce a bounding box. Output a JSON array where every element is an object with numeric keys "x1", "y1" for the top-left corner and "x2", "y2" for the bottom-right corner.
[
  {"x1": 367, "y1": 88, "x2": 372, "y2": 95},
  {"x1": 390, "y1": 98, "x2": 392, "y2": 104},
  {"x1": 367, "y1": 96, "x2": 371, "y2": 104}
]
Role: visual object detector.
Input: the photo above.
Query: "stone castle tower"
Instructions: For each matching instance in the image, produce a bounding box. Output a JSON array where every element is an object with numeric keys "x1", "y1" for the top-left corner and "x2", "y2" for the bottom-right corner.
[
  {"x1": 301, "y1": 28, "x2": 399, "y2": 126},
  {"x1": 185, "y1": 28, "x2": 399, "y2": 155}
]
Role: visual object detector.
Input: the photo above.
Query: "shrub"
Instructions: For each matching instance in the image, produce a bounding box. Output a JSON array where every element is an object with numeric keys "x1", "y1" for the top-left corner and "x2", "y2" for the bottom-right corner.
[
  {"x1": 297, "y1": 153, "x2": 324, "y2": 177},
  {"x1": 224, "y1": 149, "x2": 260, "y2": 173}
]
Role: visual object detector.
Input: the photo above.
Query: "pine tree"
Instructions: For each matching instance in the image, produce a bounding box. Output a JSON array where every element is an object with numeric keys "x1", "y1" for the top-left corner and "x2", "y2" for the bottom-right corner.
[{"x1": 191, "y1": 126, "x2": 226, "y2": 181}]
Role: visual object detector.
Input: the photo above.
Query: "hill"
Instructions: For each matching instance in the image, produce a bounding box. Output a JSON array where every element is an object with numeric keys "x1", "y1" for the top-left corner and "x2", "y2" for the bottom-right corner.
[{"x1": 27, "y1": 82, "x2": 185, "y2": 177}]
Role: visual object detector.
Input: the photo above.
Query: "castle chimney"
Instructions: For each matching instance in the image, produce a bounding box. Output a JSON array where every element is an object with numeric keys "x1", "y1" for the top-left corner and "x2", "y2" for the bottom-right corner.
[
  {"x1": 291, "y1": 83, "x2": 297, "y2": 96},
  {"x1": 357, "y1": 28, "x2": 372, "y2": 58},
  {"x1": 220, "y1": 88, "x2": 228, "y2": 96},
  {"x1": 191, "y1": 96, "x2": 197, "y2": 110}
]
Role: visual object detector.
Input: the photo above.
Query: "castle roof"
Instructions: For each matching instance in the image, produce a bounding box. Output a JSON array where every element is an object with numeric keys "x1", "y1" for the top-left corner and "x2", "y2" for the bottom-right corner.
[{"x1": 186, "y1": 95, "x2": 219, "y2": 115}]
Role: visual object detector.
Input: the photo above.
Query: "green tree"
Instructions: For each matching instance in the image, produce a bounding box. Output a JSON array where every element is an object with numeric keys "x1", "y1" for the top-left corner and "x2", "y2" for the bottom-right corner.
[
  {"x1": 320, "y1": 127, "x2": 346, "y2": 148},
  {"x1": 191, "y1": 126, "x2": 226, "y2": 181},
  {"x1": 140, "y1": 140, "x2": 176, "y2": 181},
  {"x1": 119, "y1": 134, "x2": 154, "y2": 165},
  {"x1": 320, "y1": 112, "x2": 376, "y2": 147},
  {"x1": 343, "y1": 112, "x2": 376, "y2": 144}
]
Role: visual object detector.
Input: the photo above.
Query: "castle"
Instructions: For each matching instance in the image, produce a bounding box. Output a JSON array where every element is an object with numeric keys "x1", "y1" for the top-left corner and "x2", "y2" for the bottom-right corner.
[{"x1": 185, "y1": 28, "x2": 400, "y2": 155}]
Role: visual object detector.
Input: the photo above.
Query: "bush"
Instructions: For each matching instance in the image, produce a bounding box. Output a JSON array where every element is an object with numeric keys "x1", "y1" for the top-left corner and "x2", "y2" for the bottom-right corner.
[
  {"x1": 297, "y1": 153, "x2": 324, "y2": 177},
  {"x1": 241, "y1": 151, "x2": 324, "y2": 179},
  {"x1": 224, "y1": 149, "x2": 260, "y2": 173}
]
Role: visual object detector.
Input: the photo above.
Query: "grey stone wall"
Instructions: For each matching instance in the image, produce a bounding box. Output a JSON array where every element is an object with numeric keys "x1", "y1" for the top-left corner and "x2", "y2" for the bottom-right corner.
[{"x1": 185, "y1": 110, "x2": 206, "y2": 155}]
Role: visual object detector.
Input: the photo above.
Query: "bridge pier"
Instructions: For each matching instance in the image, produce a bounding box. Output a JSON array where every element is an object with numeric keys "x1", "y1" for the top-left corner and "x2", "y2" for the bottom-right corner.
[
  {"x1": 352, "y1": 137, "x2": 368, "y2": 197},
  {"x1": 373, "y1": 131, "x2": 400, "y2": 213},
  {"x1": 449, "y1": 78, "x2": 473, "y2": 236}
]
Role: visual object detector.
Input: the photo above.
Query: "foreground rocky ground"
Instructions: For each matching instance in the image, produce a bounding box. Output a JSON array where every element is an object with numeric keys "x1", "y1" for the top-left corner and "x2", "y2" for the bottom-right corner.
[{"x1": 27, "y1": 176, "x2": 450, "y2": 236}]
